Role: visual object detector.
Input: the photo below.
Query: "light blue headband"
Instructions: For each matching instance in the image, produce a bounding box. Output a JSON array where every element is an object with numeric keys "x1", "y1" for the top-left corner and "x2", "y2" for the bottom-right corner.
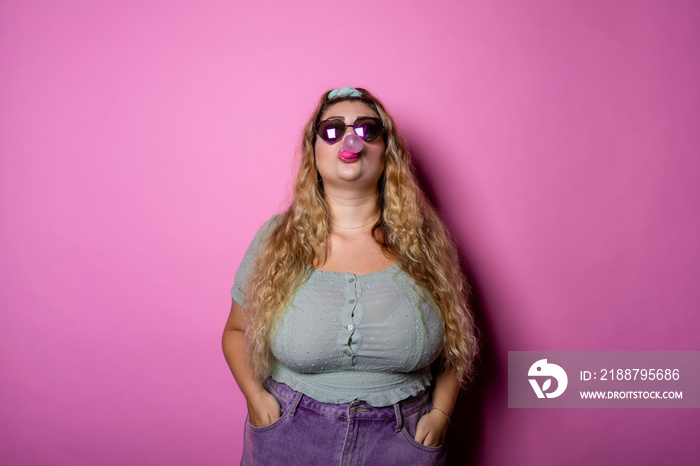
[{"x1": 328, "y1": 86, "x2": 362, "y2": 100}]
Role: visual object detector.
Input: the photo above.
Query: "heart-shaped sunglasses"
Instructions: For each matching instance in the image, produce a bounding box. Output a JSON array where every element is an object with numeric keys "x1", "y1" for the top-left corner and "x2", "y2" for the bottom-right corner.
[{"x1": 316, "y1": 117, "x2": 384, "y2": 144}]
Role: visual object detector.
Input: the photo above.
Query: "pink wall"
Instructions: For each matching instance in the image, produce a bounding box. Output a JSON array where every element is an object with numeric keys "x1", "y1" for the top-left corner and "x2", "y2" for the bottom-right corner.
[{"x1": 1, "y1": 1, "x2": 698, "y2": 464}]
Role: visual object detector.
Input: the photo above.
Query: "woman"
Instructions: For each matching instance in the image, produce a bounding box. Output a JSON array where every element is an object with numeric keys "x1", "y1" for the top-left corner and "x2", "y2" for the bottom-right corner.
[{"x1": 223, "y1": 86, "x2": 478, "y2": 465}]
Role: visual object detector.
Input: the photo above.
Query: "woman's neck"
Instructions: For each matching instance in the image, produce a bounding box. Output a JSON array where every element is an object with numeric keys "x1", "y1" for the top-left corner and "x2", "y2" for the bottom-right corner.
[{"x1": 325, "y1": 191, "x2": 380, "y2": 230}]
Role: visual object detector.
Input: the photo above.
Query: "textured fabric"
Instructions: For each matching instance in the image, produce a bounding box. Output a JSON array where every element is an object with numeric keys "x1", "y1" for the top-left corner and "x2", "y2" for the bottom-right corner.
[
  {"x1": 241, "y1": 378, "x2": 446, "y2": 466},
  {"x1": 232, "y1": 216, "x2": 444, "y2": 407}
]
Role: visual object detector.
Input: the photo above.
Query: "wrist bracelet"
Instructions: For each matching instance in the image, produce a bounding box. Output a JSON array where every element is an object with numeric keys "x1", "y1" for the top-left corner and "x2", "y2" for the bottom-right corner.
[{"x1": 431, "y1": 407, "x2": 451, "y2": 424}]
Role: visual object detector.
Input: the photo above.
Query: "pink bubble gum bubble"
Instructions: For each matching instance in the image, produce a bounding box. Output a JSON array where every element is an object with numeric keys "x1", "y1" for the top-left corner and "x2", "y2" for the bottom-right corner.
[{"x1": 343, "y1": 134, "x2": 364, "y2": 153}]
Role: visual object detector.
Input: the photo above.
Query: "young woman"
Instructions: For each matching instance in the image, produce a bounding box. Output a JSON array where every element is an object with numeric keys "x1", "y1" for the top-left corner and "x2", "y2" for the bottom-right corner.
[{"x1": 223, "y1": 86, "x2": 478, "y2": 465}]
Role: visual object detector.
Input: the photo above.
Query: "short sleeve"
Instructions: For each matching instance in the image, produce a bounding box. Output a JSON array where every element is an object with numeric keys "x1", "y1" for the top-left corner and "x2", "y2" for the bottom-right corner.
[{"x1": 230, "y1": 215, "x2": 280, "y2": 307}]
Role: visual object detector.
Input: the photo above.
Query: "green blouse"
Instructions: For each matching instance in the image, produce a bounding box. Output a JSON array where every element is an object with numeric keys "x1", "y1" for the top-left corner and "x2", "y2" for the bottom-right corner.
[{"x1": 232, "y1": 216, "x2": 444, "y2": 407}]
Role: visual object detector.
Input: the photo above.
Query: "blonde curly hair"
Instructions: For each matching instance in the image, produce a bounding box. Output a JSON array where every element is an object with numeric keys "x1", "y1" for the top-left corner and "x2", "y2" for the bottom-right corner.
[{"x1": 243, "y1": 87, "x2": 478, "y2": 384}]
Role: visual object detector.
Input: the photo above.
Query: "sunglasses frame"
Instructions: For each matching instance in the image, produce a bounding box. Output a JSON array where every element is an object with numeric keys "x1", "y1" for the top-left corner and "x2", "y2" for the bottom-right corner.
[{"x1": 316, "y1": 117, "x2": 384, "y2": 144}]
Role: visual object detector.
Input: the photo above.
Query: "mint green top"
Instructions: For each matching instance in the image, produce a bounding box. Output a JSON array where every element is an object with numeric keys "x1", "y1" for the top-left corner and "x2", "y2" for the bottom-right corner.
[{"x1": 232, "y1": 216, "x2": 444, "y2": 407}]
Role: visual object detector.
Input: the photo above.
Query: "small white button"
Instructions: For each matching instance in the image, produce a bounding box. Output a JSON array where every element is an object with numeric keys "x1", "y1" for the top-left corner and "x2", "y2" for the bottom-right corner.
[{"x1": 347, "y1": 325, "x2": 354, "y2": 331}]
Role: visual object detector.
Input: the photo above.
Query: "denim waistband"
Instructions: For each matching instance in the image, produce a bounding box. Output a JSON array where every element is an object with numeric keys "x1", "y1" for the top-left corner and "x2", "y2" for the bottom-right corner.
[{"x1": 265, "y1": 377, "x2": 429, "y2": 426}]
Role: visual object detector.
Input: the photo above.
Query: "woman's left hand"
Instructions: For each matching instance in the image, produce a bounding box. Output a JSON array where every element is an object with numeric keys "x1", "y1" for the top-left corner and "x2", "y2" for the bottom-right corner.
[{"x1": 414, "y1": 409, "x2": 449, "y2": 447}]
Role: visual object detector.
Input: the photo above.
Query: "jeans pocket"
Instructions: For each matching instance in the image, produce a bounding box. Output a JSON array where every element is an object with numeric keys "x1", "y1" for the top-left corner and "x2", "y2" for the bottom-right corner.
[
  {"x1": 246, "y1": 411, "x2": 288, "y2": 433},
  {"x1": 246, "y1": 386, "x2": 293, "y2": 433},
  {"x1": 399, "y1": 427, "x2": 444, "y2": 453},
  {"x1": 399, "y1": 399, "x2": 444, "y2": 452}
]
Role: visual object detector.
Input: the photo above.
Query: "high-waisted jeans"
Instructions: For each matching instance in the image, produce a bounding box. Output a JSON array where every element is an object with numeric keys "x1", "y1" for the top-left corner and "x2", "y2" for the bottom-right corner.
[{"x1": 241, "y1": 378, "x2": 446, "y2": 466}]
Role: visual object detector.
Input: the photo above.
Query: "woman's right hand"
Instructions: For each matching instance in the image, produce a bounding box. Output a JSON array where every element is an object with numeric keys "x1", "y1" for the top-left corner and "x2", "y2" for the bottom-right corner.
[
  {"x1": 223, "y1": 300, "x2": 282, "y2": 428},
  {"x1": 246, "y1": 389, "x2": 281, "y2": 427}
]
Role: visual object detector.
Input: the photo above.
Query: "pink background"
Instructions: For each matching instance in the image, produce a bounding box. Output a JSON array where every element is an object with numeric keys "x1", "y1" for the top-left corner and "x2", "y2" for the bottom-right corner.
[{"x1": 1, "y1": 1, "x2": 698, "y2": 464}]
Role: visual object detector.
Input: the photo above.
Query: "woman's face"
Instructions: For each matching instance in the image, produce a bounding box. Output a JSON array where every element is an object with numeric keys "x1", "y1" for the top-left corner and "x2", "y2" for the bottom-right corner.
[{"x1": 314, "y1": 101, "x2": 386, "y2": 194}]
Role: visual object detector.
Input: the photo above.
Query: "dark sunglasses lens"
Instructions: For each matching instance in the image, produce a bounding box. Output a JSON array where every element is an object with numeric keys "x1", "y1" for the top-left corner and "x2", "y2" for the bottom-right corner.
[
  {"x1": 317, "y1": 120, "x2": 345, "y2": 143},
  {"x1": 354, "y1": 118, "x2": 383, "y2": 141}
]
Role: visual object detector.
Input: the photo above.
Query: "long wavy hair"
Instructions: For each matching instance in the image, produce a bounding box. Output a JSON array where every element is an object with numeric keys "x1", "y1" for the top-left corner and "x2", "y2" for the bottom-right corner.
[{"x1": 243, "y1": 87, "x2": 478, "y2": 384}]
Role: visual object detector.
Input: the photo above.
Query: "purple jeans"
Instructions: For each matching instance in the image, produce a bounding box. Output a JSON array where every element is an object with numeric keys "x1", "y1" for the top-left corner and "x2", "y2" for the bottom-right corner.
[{"x1": 241, "y1": 379, "x2": 446, "y2": 466}]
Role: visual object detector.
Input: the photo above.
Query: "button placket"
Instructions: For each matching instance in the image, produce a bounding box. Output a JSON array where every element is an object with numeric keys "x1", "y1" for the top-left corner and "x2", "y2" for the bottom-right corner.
[{"x1": 337, "y1": 273, "x2": 361, "y2": 365}]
